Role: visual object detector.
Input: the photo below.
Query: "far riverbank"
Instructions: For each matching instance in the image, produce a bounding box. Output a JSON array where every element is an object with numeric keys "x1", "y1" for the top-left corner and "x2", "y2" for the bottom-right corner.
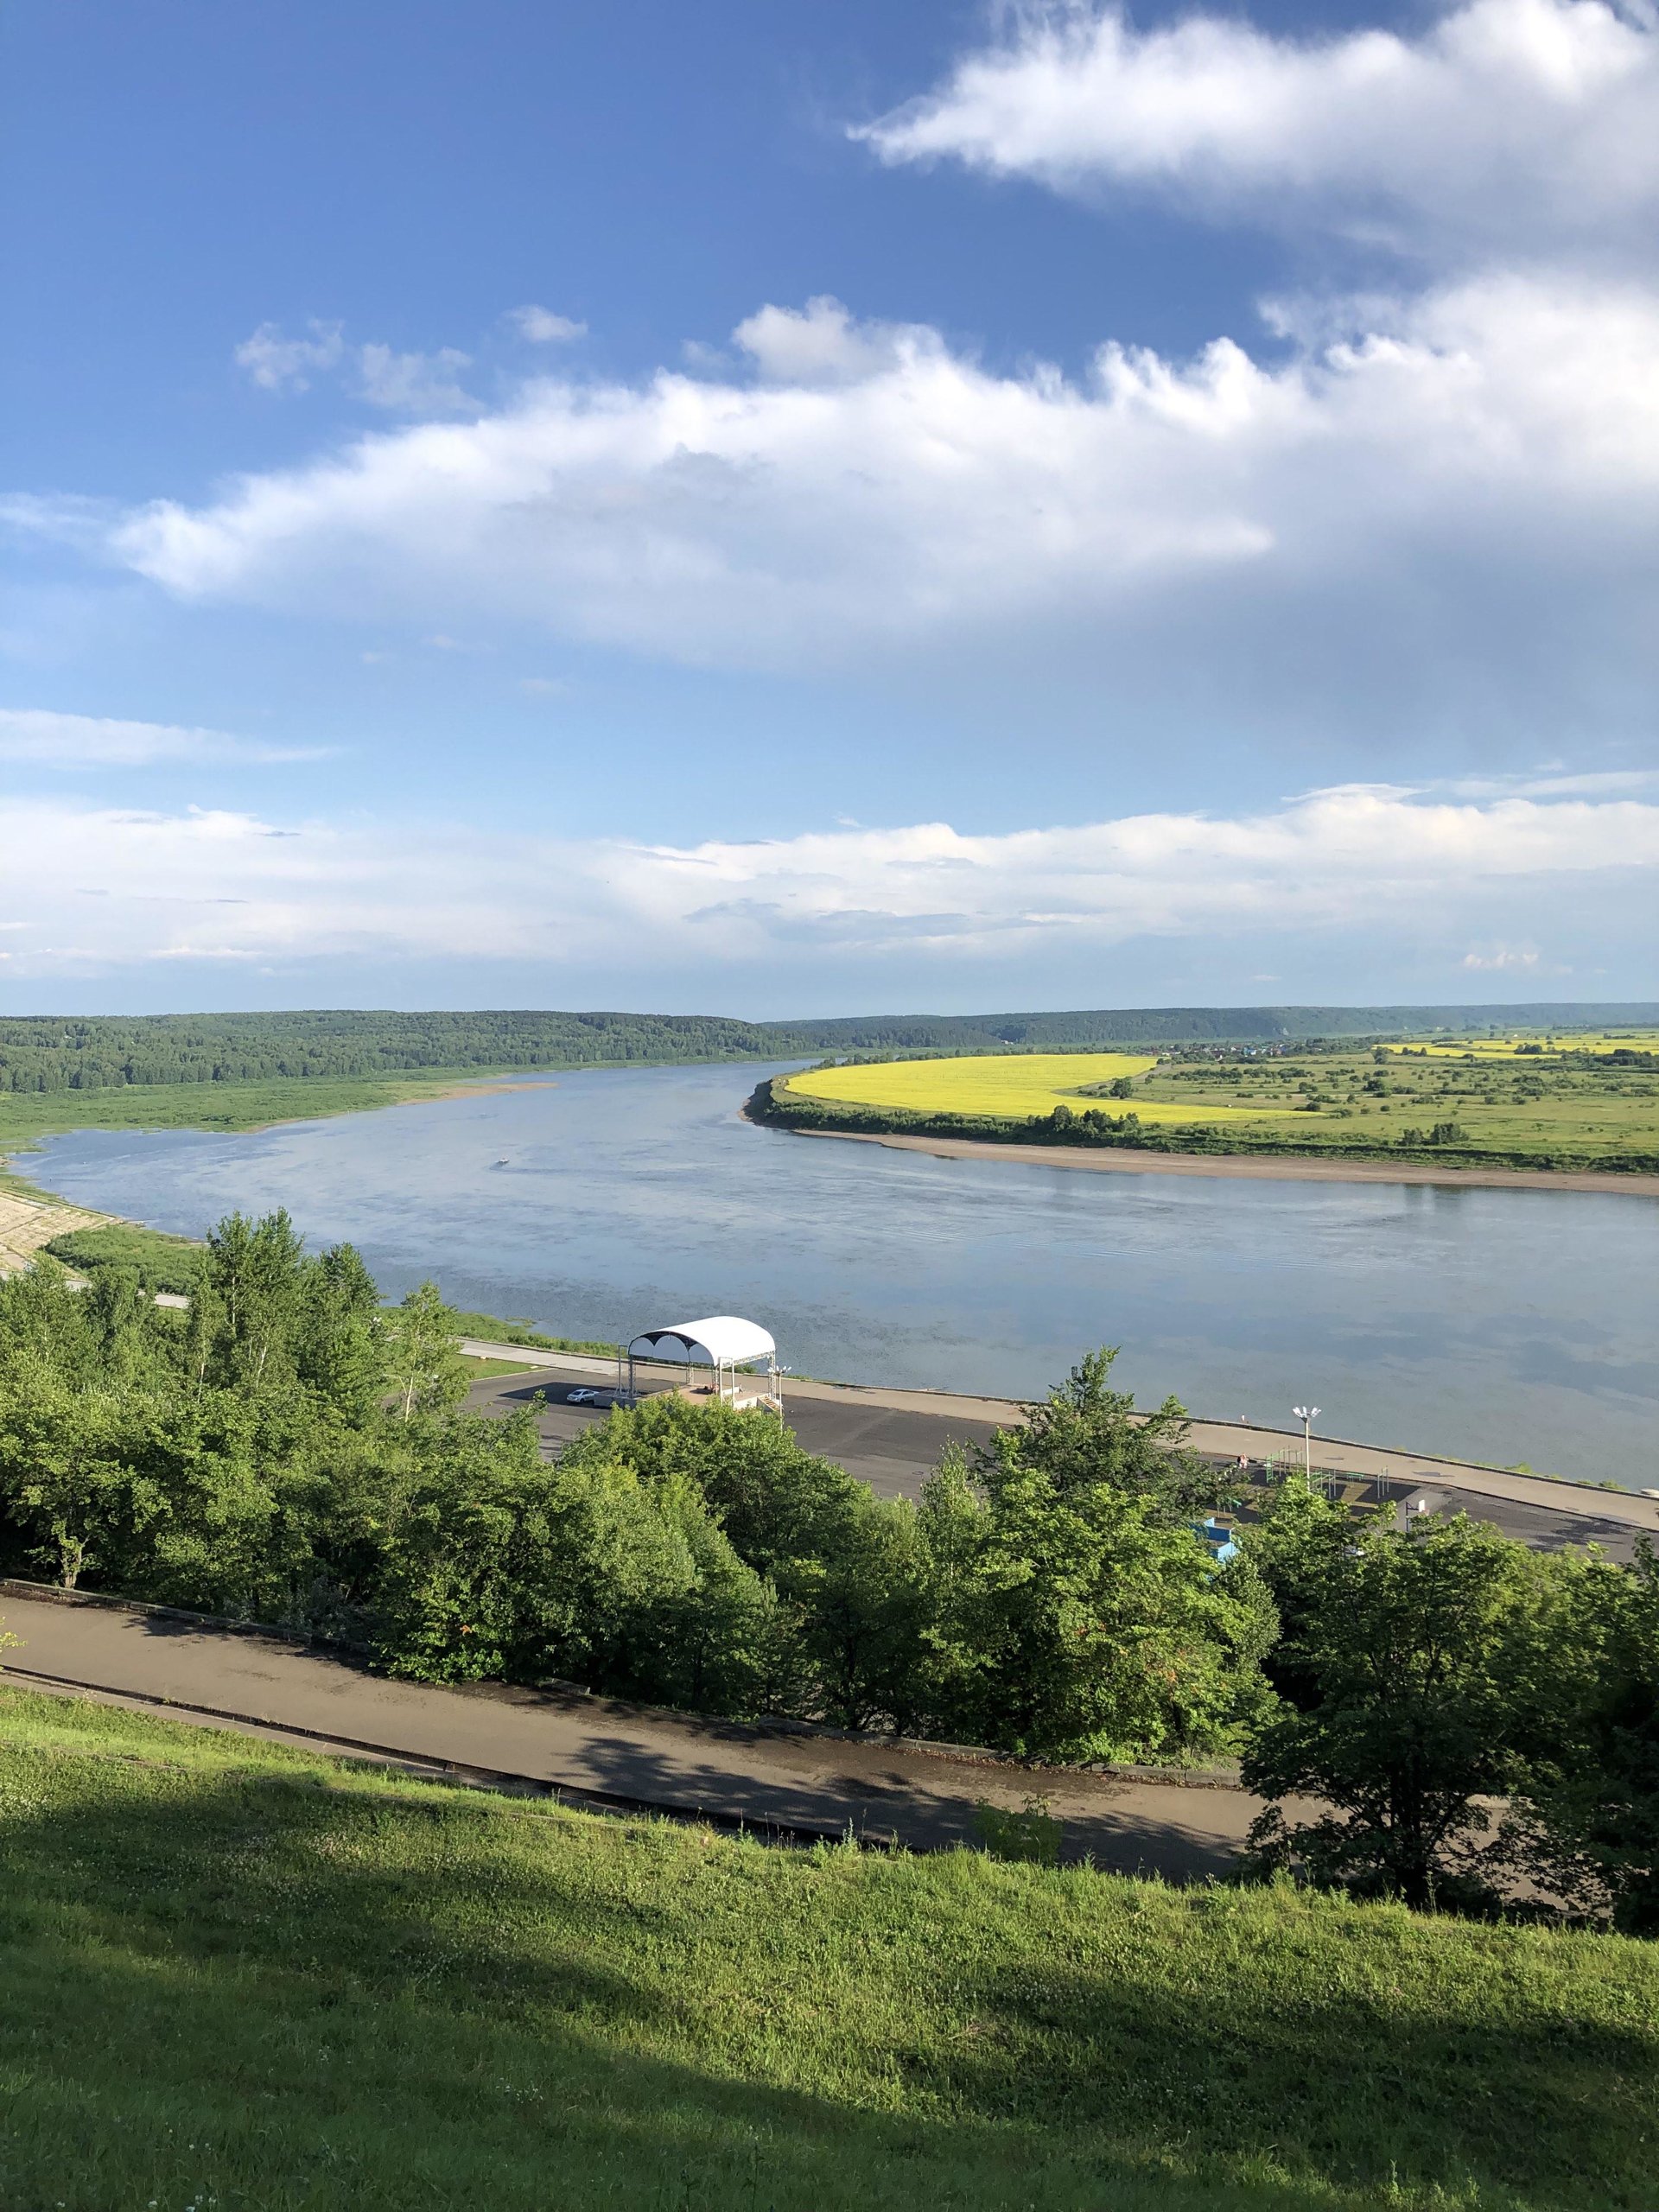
[{"x1": 781, "y1": 1122, "x2": 1659, "y2": 1197}]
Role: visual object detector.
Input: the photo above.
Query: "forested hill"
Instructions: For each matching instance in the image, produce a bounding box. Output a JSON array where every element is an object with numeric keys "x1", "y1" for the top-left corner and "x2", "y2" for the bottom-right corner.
[{"x1": 2, "y1": 1002, "x2": 1656, "y2": 1097}]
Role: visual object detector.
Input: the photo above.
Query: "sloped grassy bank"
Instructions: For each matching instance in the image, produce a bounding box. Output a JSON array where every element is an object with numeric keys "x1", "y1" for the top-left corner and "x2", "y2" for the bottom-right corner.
[
  {"x1": 3, "y1": 1684, "x2": 1656, "y2": 2212},
  {"x1": 749, "y1": 1077, "x2": 1659, "y2": 1176}
]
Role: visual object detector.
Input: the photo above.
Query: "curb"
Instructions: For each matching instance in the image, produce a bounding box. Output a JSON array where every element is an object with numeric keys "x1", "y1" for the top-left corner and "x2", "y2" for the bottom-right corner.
[
  {"x1": 0, "y1": 1662, "x2": 901, "y2": 1850},
  {"x1": 0, "y1": 1576, "x2": 1243, "y2": 1791}
]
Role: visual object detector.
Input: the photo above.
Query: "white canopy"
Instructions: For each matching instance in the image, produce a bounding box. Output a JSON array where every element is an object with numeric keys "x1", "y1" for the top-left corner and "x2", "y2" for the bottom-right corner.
[{"x1": 627, "y1": 1316, "x2": 776, "y2": 1368}]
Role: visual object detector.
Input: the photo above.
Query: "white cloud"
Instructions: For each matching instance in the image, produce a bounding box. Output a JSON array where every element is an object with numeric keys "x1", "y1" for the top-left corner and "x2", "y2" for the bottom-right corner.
[
  {"x1": 509, "y1": 305, "x2": 588, "y2": 343},
  {"x1": 234, "y1": 321, "x2": 345, "y2": 392},
  {"x1": 0, "y1": 784, "x2": 1650, "y2": 978},
  {"x1": 732, "y1": 295, "x2": 929, "y2": 385},
  {"x1": 233, "y1": 323, "x2": 474, "y2": 412},
  {"x1": 90, "y1": 279, "x2": 1659, "y2": 728},
  {"x1": 0, "y1": 707, "x2": 323, "y2": 768},
  {"x1": 1463, "y1": 943, "x2": 1546, "y2": 969},
  {"x1": 858, "y1": 0, "x2": 1659, "y2": 264},
  {"x1": 356, "y1": 343, "x2": 475, "y2": 414}
]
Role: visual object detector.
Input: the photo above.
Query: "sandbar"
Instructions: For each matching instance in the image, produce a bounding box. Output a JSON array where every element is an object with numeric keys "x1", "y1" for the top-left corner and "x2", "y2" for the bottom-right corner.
[{"x1": 788, "y1": 1125, "x2": 1659, "y2": 1197}]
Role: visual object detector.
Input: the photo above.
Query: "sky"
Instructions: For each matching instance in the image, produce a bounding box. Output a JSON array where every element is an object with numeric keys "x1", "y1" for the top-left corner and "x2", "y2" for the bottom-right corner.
[{"x1": 3, "y1": 0, "x2": 1657, "y2": 1017}]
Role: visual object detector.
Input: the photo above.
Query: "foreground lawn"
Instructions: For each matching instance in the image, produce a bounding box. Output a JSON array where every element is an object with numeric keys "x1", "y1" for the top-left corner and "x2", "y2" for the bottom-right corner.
[{"x1": 2, "y1": 1689, "x2": 1656, "y2": 2212}]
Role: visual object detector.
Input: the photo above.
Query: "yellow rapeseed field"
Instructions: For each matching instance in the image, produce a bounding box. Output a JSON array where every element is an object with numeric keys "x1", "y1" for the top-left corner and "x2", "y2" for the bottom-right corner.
[
  {"x1": 1383, "y1": 1032, "x2": 1659, "y2": 1060},
  {"x1": 784, "y1": 1052, "x2": 1275, "y2": 1123}
]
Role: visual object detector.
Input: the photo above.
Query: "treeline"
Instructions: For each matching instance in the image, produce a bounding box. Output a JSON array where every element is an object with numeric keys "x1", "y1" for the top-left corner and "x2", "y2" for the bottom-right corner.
[
  {"x1": 0, "y1": 1217, "x2": 1654, "y2": 1931},
  {"x1": 0, "y1": 1010, "x2": 772, "y2": 1094},
  {"x1": 6, "y1": 1003, "x2": 1657, "y2": 1097}
]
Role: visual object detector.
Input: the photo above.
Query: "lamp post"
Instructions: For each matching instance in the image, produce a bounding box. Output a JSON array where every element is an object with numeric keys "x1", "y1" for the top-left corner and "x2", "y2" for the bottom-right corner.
[{"x1": 1292, "y1": 1404, "x2": 1321, "y2": 1481}]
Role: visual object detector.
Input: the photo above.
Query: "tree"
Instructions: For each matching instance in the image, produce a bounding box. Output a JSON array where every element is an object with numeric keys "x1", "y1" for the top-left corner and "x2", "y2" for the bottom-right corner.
[
  {"x1": 295, "y1": 1243, "x2": 385, "y2": 1422},
  {"x1": 940, "y1": 1427, "x2": 1268, "y2": 1763},
  {"x1": 1240, "y1": 1471, "x2": 1355, "y2": 1711},
  {"x1": 204, "y1": 1210, "x2": 308, "y2": 1392},
  {"x1": 0, "y1": 1363, "x2": 141, "y2": 1589},
  {"x1": 384, "y1": 1281, "x2": 468, "y2": 1421},
  {"x1": 790, "y1": 1489, "x2": 927, "y2": 1730},
  {"x1": 1241, "y1": 1511, "x2": 1552, "y2": 1910},
  {"x1": 995, "y1": 1348, "x2": 1229, "y2": 1517},
  {"x1": 1516, "y1": 1542, "x2": 1659, "y2": 1934}
]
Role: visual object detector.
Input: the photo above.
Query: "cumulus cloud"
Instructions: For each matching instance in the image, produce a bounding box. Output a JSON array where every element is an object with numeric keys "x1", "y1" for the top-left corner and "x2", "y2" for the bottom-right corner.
[
  {"x1": 0, "y1": 784, "x2": 1651, "y2": 979},
  {"x1": 0, "y1": 707, "x2": 323, "y2": 768},
  {"x1": 731, "y1": 295, "x2": 933, "y2": 385},
  {"x1": 858, "y1": 0, "x2": 1659, "y2": 264},
  {"x1": 508, "y1": 305, "x2": 588, "y2": 343},
  {"x1": 84, "y1": 276, "x2": 1659, "y2": 739}
]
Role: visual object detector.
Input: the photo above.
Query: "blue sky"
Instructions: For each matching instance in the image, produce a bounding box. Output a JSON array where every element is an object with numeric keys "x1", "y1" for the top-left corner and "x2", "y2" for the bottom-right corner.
[{"x1": 3, "y1": 0, "x2": 1657, "y2": 1014}]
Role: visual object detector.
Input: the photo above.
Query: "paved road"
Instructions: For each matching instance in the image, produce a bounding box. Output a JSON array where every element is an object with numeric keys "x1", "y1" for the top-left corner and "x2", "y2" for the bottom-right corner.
[
  {"x1": 461, "y1": 1346, "x2": 1659, "y2": 1562},
  {"x1": 0, "y1": 1586, "x2": 1290, "y2": 1878}
]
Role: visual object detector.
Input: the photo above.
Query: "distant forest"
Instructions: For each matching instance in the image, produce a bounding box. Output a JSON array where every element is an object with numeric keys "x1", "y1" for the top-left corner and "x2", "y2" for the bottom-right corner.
[{"x1": 2, "y1": 1002, "x2": 1656, "y2": 1096}]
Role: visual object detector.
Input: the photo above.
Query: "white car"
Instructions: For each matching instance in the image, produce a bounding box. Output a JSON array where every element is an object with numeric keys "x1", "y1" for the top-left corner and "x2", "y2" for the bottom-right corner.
[{"x1": 566, "y1": 1386, "x2": 601, "y2": 1405}]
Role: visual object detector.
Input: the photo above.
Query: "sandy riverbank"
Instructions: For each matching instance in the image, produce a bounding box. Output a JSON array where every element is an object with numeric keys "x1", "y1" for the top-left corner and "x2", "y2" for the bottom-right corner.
[{"x1": 788, "y1": 1125, "x2": 1659, "y2": 1197}]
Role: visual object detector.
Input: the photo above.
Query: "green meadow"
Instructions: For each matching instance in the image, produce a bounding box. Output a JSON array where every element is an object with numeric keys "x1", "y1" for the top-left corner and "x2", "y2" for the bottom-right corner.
[
  {"x1": 0, "y1": 1066, "x2": 522, "y2": 1185},
  {"x1": 772, "y1": 1031, "x2": 1659, "y2": 1171},
  {"x1": 2, "y1": 1684, "x2": 1656, "y2": 2212}
]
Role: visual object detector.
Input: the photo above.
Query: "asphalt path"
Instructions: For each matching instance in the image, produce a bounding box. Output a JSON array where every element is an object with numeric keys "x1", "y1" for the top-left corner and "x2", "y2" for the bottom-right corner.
[
  {"x1": 0, "y1": 1587, "x2": 1291, "y2": 1878},
  {"x1": 461, "y1": 1349, "x2": 1659, "y2": 1561}
]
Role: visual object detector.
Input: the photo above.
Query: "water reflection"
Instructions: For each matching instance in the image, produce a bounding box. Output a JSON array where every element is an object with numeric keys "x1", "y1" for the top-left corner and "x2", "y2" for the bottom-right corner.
[{"x1": 26, "y1": 1060, "x2": 1659, "y2": 1484}]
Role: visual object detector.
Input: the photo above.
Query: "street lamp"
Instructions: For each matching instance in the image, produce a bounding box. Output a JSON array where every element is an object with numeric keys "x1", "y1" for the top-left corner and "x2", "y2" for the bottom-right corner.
[{"x1": 1292, "y1": 1405, "x2": 1321, "y2": 1480}]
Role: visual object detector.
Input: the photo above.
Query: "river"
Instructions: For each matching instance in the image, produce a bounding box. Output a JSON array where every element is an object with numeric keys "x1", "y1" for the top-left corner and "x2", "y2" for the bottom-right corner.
[{"x1": 24, "y1": 1060, "x2": 1659, "y2": 1484}]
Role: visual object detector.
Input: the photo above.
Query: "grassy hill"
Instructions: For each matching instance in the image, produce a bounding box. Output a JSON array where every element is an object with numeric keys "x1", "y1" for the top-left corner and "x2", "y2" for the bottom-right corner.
[{"x1": 3, "y1": 1683, "x2": 1656, "y2": 2212}]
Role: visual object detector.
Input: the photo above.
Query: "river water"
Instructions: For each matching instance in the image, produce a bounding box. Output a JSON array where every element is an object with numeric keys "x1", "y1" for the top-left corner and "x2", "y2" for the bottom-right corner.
[{"x1": 24, "y1": 1060, "x2": 1659, "y2": 1484}]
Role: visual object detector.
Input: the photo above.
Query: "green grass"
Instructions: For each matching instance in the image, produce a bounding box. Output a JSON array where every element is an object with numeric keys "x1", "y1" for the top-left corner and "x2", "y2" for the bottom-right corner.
[
  {"x1": 1139, "y1": 1043, "x2": 1659, "y2": 1166},
  {"x1": 0, "y1": 1067, "x2": 537, "y2": 1163},
  {"x1": 41, "y1": 1222, "x2": 204, "y2": 1296},
  {"x1": 2, "y1": 1686, "x2": 1656, "y2": 2212},
  {"x1": 772, "y1": 1032, "x2": 1659, "y2": 1173},
  {"x1": 458, "y1": 1353, "x2": 545, "y2": 1378},
  {"x1": 443, "y1": 1307, "x2": 620, "y2": 1354}
]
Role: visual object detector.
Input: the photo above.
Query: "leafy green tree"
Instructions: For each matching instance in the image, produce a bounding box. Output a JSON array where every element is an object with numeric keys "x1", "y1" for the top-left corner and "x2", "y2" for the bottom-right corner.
[
  {"x1": 625, "y1": 1472, "x2": 802, "y2": 1717},
  {"x1": 911, "y1": 1445, "x2": 995, "y2": 1727},
  {"x1": 945, "y1": 1427, "x2": 1268, "y2": 1762},
  {"x1": 204, "y1": 1210, "x2": 308, "y2": 1392},
  {"x1": 117, "y1": 1390, "x2": 287, "y2": 1616},
  {"x1": 295, "y1": 1243, "x2": 385, "y2": 1422},
  {"x1": 0, "y1": 1258, "x2": 97, "y2": 1378},
  {"x1": 790, "y1": 1489, "x2": 928, "y2": 1730},
  {"x1": 568, "y1": 1391, "x2": 865, "y2": 1578},
  {"x1": 1242, "y1": 1512, "x2": 1554, "y2": 1910},
  {"x1": 1000, "y1": 1348, "x2": 1229, "y2": 1517},
  {"x1": 0, "y1": 1363, "x2": 141, "y2": 1589},
  {"x1": 384, "y1": 1281, "x2": 468, "y2": 1421},
  {"x1": 372, "y1": 1413, "x2": 713, "y2": 1696},
  {"x1": 1240, "y1": 1471, "x2": 1356, "y2": 1710},
  {"x1": 1516, "y1": 1542, "x2": 1659, "y2": 1934}
]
